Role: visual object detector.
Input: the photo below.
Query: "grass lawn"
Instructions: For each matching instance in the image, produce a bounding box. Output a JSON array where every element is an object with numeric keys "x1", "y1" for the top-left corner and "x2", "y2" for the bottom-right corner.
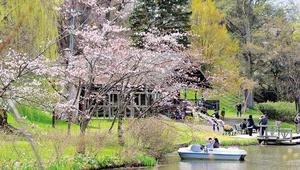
[
  {"x1": 181, "y1": 90, "x2": 259, "y2": 117},
  {"x1": 1, "y1": 93, "x2": 297, "y2": 169}
]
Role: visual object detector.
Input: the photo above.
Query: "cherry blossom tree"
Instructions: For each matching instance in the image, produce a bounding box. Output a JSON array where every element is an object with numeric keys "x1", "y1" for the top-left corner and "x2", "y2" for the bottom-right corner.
[
  {"x1": 43, "y1": 1, "x2": 218, "y2": 153},
  {"x1": 0, "y1": 1, "x2": 231, "y2": 158},
  {"x1": 0, "y1": 35, "x2": 66, "y2": 170}
]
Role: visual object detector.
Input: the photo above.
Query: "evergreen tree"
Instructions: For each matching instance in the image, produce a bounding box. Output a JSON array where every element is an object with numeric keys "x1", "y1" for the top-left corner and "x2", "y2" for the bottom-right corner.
[{"x1": 129, "y1": 0, "x2": 192, "y2": 47}]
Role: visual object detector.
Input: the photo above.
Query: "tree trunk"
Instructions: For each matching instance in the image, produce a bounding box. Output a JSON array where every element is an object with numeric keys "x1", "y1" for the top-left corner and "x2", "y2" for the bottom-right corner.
[
  {"x1": 118, "y1": 112, "x2": 124, "y2": 146},
  {"x1": 108, "y1": 113, "x2": 118, "y2": 132},
  {"x1": 105, "y1": 0, "x2": 111, "y2": 20},
  {"x1": 80, "y1": 117, "x2": 90, "y2": 133},
  {"x1": 245, "y1": 89, "x2": 254, "y2": 110},
  {"x1": 67, "y1": 112, "x2": 71, "y2": 135},
  {"x1": 0, "y1": 108, "x2": 8, "y2": 128},
  {"x1": 298, "y1": 101, "x2": 300, "y2": 113},
  {"x1": 52, "y1": 110, "x2": 55, "y2": 129},
  {"x1": 243, "y1": 0, "x2": 254, "y2": 110},
  {"x1": 295, "y1": 100, "x2": 298, "y2": 113},
  {"x1": 76, "y1": 116, "x2": 90, "y2": 155},
  {"x1": 295, "y1": 98, "x2": 300, "y2": 113}
]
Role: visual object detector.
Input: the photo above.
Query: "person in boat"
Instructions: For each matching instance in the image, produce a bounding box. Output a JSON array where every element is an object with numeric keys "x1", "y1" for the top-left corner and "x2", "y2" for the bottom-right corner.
[
  {"x1": 213, "y1": 138, "x2": 220, "y2": 148},
  {"x1": 200, "y1": 144, "x2": 205, "y2": 150},
  {"x1": 205, "y1": 137, "x2": 215, "y2": 148}
]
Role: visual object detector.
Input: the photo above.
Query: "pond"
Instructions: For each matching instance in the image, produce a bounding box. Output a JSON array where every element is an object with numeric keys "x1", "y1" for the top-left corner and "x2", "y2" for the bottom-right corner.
[{"x1": 153, "y1": 145, "x2": 300, "y2": 170}]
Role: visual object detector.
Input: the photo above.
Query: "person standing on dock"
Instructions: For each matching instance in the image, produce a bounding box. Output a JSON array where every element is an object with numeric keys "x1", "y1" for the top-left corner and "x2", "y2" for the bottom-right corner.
[
  {"x1": 294, "y1": 114, "x2": 300, "y2": 134},
  {"x1": 247, "y1": 115, "x2": 255, "y2": 136},
  {"x1": 260, "y1": 115, "x2": 268, "y2": 135}
]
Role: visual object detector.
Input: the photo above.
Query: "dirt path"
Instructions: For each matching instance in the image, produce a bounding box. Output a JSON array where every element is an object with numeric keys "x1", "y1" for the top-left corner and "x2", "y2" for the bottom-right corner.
[
  {"x1": 194, "y1": 115, "x2": 262, "y2": 133},
  {"x1": 159, "y1": 113, "x2": 260, "y2": 133}
]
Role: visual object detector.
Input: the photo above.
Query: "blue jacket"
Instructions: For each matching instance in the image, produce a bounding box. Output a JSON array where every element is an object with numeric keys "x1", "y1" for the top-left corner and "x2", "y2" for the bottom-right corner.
[
  {"x1": 221, "y1": 110, "x2": 225, "y2": 116},
  {"x1": 205, "y1": 140, "x2": 215, "y2": 148}
]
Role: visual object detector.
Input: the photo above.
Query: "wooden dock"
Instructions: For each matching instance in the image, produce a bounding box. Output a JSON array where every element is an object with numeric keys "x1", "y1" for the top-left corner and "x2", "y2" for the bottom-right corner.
[{"x1": 257, "y1": 125, "x2": 300, "y2": 145}]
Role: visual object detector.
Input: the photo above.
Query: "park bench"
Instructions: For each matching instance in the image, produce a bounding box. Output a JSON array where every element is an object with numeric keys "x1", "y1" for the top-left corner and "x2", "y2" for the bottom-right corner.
[
  {"x1": 222, "y1": 124, "x2": 236, "y2": 136},
  {"x1": 234, "y1": 124, "x2": 247, "y2": 134}
]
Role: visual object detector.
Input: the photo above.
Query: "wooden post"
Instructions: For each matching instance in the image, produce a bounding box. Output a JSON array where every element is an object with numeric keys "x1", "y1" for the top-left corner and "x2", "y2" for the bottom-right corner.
[
  {"x1": 259, "y1": 126, "x2": 262, "y2": 136},
  {"x1": 109, "y1": 94, "x2": 111, "y2": 119},
  {"x1": 103, "y1": 107, "x2": 106, "y2": 119},
  {"x1": 103, "y1": 98, "x2": 106, "y2": 119},
  {"x1": 278, "y1": 126, "x2": 280, "y2": 139},
  {"x1": 96, "y1": 108, "x2": 99, "y2": 119},
  {"x1": 184, "y1": 88, "x2": 187, "y2": 100},
  {"x1": 290, "y1": 127, "x2": 293, "y2": 142},
  {"x1": 139, "y1": 94, "x2": 141, "y2": 106},
  {"x1": 98, "y1": 123, "x2": 100, "y2": 133},
  {"x1": 145, "y1": 92, "x2": 147, "y2": 106},
  {"x1": 52, "y1": 110, "x2": 55, "y2": 129},
  {"x1": 117, "y1": 93, "x2": 120, "y2": 105},
  {"x1": 131, "y1": 106, "x2": 134, "y2": 118},
  {"x1": 109, "y1": 108, "x2": 111, "y2": 120},
  {"x1": 195, "y1": 89, "x2": 197, "y2": 106}
]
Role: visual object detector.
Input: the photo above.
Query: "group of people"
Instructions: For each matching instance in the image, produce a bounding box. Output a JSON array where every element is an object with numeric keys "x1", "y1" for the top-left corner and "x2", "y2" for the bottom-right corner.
[
  {"x1": 167, "y1": 106, "x2": 187, "y2": 120},
  {"x1": 238, "y1": 113, "x2": 300, "y2": 136},
  {"x1": 211, "y1": 108, "x2": 225, "y2": 132},
  {"x1": 239, "y1": 114, "x2": 268, "y2": 136}
]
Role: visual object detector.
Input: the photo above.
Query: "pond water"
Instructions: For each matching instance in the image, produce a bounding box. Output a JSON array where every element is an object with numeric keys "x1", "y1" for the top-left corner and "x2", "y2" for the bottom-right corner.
[{"x1": 153, "y1": 145, "x2": 300, "y2": 170}]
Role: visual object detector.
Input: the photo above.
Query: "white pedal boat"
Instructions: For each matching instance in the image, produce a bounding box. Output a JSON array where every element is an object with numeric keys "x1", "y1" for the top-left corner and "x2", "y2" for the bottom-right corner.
[{"x1": 178, "y1": 144, "x2": 247, "y2": 161}]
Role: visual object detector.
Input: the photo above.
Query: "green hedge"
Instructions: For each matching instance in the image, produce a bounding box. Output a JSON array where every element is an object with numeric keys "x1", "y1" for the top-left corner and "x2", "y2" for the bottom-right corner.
[{"x1": 257, "y1": 102, "x2": 297, "y2": 123}]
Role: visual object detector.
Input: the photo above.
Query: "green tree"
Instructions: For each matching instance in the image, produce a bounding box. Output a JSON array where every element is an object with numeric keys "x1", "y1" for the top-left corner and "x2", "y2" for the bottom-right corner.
[
  {"x1": 0, "y1": 0, "x2": 62, "y2": 58},
  {"x1": 129, "y1": 0, "x2": 192, "y2": 47},
  {"x1": 253, "y1": 16, "x2": 300, "y2": 112},
  {"x1": 190, "y1": 0, "x2": 240, "y2": 94},
  {"x1": 190, "y1": 0, "x2": 239, "y2": 71},
  {"x1": 214, "y1": 0, "x2": 282, "y2": 109},
  {"x1": 0, "y1": 0, "x2": 62, "y2": 129}
]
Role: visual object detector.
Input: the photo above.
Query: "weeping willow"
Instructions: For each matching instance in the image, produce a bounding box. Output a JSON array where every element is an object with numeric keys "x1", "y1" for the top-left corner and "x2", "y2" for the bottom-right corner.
[{"x1": 0, "y1": 0, "x2": 64, "y2": 58}]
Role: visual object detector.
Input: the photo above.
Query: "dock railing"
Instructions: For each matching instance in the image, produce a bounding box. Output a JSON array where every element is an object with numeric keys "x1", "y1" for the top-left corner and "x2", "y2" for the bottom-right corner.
[{"x1": 257, "y1": 125, "x2": 293, "y2": 142}]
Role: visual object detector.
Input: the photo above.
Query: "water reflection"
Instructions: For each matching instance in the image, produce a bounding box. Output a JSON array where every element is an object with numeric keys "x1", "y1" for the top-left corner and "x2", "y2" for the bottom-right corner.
[{"x1": 157, "y1": 145, "x2": 300, "y2": 170}]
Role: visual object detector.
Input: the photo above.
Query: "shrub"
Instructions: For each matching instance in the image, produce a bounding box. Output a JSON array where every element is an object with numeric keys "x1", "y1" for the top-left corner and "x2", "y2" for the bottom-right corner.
[
  {"x1": 124, "y1": 117, "x2": 177, "y2": 159},
  {"x1": 135, "y1": 155, "x2": 156, "y2": 166},
  {"x1": 257, "y1": 102, "x2": 297, "y2": 123}
]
